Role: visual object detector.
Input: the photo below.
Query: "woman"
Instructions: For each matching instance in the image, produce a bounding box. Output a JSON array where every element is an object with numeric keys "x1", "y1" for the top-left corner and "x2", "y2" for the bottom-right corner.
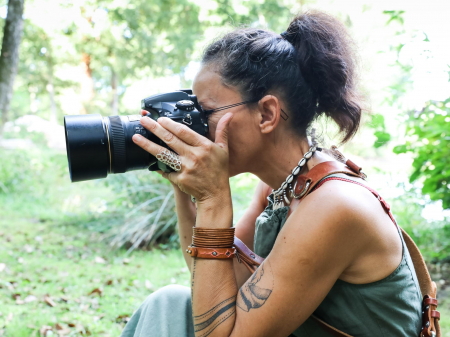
[{"x1": 121, "y1": 10, "x2": 423, "y2": 337}]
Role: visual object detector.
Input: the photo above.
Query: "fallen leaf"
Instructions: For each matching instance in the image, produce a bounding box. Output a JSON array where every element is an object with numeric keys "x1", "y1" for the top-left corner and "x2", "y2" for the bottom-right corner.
[
  {"x1": 67, "y1": 323, "x2": 76, "y2": 328},
  {"x1": 88, "y1": 288, "x2": 102, "y2": 297},
  {"x1": 115, "y1": 314, "x2": 130, "y2": 323},
  {"x1": 105, "y1": 280, "x2": 113, "y2": 286},
  {"x1": 43, "y1": 294, "x2": 57, "y2": 307},
  {"x1": 55, "y1": 323, "x2": 63, "y2": 330},
  {"x1": 60, "y1": 296, "x2": 69, "y2": 303},
  {"x1": 24, "y1": 295, "x2": 37, "y2": 303},
  {"x1": 94, "y1": 256, "x2": 106, "y2": 264},
  {"x1": 39, "y1": 325, "x2": 52, "y2": 336},
  {"x1": 57, "y1": 328, "x2": 71, "y2": 336},
  {"x1": 12, "y1": 293, "x2": 21, "y2": 300},
  {"x1": 93, "y1": 314, "x2": 105, "y2": 322},
  {"x1": 122, "y1": 258, "x2": 130, "y2": 265}
]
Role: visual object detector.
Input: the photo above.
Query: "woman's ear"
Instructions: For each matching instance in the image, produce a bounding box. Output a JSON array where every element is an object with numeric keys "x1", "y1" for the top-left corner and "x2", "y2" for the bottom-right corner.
[{"x1": 258, "y1": 95, "x2": 282, "y2": 134}]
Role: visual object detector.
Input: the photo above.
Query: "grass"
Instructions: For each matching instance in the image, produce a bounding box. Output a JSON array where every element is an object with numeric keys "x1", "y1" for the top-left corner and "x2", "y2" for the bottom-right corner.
[{"x1": 0, "y1": 212, "x2": 189, "y2": 336}]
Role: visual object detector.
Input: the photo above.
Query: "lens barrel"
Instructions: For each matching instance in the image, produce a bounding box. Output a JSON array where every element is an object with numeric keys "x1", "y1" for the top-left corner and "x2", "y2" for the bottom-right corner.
[
  {"x1": 64, "y1": 114, "x2": 109, "y2": 182},
  {"x1": 64, "y1": 114, "x2": 158, "y2": 182}
]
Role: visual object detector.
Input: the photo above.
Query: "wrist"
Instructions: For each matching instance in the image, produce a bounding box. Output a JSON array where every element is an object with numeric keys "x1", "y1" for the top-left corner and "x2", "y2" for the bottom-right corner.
[{"x1": 196, "y1": 193, "x2": 233, "y2": 228}]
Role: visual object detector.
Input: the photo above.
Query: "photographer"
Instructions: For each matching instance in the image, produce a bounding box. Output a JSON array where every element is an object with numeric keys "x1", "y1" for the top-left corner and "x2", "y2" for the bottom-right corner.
[{"x1": 120, "y1": 10, "x2": 425, "y2": 337}]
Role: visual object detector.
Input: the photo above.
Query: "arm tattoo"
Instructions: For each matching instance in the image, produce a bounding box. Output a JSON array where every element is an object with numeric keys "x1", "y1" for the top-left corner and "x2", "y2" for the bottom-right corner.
[
  {"x1": 237, "y1": 261, "x2": 274, "y2": 312},
  {"x1": 193, "y1": 295, "x2": 237, "y2": 337}
]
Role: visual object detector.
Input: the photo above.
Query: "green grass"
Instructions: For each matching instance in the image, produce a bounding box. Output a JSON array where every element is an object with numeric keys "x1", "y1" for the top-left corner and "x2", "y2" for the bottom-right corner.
[{"x1": 0, "y1": 213, "x2": 189, "y2": 336}]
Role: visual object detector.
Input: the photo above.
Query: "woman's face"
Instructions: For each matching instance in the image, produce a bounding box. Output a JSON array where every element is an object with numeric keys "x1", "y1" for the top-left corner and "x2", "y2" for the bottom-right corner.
[{"x1": 192, "y1": 65, "x2": 264, "y2": 177}]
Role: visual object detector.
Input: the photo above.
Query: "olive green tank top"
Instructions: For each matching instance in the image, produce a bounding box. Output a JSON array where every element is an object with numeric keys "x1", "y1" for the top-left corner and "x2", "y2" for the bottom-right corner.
[{"x1": 253, "y1": 175, "x2": 422, "y2": 336}]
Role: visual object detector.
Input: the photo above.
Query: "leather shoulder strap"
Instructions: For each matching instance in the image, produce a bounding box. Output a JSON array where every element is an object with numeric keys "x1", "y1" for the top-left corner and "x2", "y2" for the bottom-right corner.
[{"x1": 288, "y1": 160, "x2": 364, "y2": 217}]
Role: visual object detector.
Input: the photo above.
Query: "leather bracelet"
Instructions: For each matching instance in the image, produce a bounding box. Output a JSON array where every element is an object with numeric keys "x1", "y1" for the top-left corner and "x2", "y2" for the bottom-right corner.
[
  {"x1": 192, "y1": 227, "x2": 235, "y2": 248},
  {"x1": 186, "y1": 245, "x2": 236, "y2": 259}
]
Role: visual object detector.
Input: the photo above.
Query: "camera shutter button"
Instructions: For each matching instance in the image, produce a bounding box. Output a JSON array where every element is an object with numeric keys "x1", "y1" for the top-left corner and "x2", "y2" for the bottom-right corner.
[{"x1": 176, "y1": 100, "x2": 195, "y2": 111}]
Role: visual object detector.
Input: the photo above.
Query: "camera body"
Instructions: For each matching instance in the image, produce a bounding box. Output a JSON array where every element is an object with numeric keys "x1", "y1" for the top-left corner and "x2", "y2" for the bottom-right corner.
[{"x1": 64, "y1": 90, "x2": 209, "y2": 182}]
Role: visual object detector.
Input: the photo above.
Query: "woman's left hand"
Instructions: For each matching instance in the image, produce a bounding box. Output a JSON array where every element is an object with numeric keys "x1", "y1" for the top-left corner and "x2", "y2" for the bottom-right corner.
[{"x1": 132, "y1": 111, "x2": 233, "y2": 207}]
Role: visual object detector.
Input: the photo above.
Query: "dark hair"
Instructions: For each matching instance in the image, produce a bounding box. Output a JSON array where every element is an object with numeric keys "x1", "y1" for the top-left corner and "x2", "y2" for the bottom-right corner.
[{"x1": 201, "y1": 10, "x2": 362, "y2": 143}]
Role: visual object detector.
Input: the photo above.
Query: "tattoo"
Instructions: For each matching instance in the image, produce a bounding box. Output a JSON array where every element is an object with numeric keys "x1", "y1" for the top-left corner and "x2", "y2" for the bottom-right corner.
[
  {"x1": 193, "y1": 296, "x2": 237, "y2": 337},
  {"x1": 191, "y1": 258, "x2": 196, "y2": 300},
  {"x1": 237, "y1": 261, "x2": 274, "y2": 312}
]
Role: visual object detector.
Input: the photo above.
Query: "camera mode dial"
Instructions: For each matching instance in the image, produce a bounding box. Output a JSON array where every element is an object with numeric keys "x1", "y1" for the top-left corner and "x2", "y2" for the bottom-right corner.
[{"x1": 176, "y1": 100, "x2": 195, "y2": 111}]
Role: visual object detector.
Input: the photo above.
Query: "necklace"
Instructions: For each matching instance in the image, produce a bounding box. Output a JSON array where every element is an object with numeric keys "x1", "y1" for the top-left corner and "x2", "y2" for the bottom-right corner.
[{"x1": 272, "y1": 146, "x2": 317, "y2": 210}]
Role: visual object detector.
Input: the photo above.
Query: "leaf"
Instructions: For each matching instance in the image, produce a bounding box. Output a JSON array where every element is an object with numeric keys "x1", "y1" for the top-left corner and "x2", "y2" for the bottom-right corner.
[
  {"x1": 88, "y1": 288, "x2": 102, "y2": 297},
  {"x1": 39, "y1": 325, "x2": 52, "y2": 336},
  {"x1": 393, "y1": 144, "x2": 407, "y2": 154},
  {"x1": 43, "y1": 294, "x2": 57, "y2": 307},
  {"x1": 94, "y1": 256, "x2": 106, "y2": 264},
  {"x1": 24, "y1": 295, "x2": 37, "y2": 303}
]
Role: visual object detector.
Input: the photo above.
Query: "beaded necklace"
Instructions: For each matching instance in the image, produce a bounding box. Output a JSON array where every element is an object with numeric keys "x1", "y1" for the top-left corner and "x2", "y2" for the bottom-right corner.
[{"x1": 272, "y1": 146, "x2": 318, "y2": 210}]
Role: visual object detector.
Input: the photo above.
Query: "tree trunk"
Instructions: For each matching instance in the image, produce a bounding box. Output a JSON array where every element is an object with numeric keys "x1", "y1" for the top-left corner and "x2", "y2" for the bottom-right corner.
[
  {"x1": 47, "y1": 50, "x2": 57, "y2": 124},
  {"x1": 0, "y1": 0, "x2": 25, "y2": 138},
  {"x1": 79, "y1": 52, "x2": 94, "y2": 114},
  {"x1": 111, "y1": 68, "x2": 118, "y2": 115}
]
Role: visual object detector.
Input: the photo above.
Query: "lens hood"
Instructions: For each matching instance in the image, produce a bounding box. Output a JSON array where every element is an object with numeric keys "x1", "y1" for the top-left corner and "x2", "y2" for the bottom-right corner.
[{"x1": 64, "y1": 114, "x2": 109, "y2": 182}]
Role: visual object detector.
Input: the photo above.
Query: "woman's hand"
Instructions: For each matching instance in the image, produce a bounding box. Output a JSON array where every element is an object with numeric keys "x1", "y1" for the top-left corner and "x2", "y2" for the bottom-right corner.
[{"x1": 132, "y1": 111, "x2": 233, "y2": 208}]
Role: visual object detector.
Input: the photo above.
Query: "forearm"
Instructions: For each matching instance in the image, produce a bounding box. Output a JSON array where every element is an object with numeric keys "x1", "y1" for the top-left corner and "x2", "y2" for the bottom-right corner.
[
  {"x1": 173, "y1": 186, "x2": 197, "y2": 272},
  {"x1": 191, "y1": 195, "x2": 238, "y2": 337}
]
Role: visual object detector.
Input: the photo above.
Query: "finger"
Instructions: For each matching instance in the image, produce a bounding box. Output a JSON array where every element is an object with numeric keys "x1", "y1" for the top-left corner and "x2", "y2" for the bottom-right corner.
[
  {"x1": 214, "y1": 113, "x2": 233, "y2": 150},
  {"x1": 140, "y1": 116, "x2": 187, "y2": 155},
  {"x1": 161, "y1": 171, "x2": 180, "y2": 186},
  {"x1": 157, "y1": 117, "x2": 205, "y2": 147},
  {"x1": 132, "y1": 133, "x2": 167, "y2": 158},
  {"x1": 141, "y1": 110, "x2": 148, "y2": 116}
]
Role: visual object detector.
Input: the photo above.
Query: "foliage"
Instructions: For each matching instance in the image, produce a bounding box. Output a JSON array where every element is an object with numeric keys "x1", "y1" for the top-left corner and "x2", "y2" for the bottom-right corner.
[
  {"x1": 369, "y1": 113, "x2": 391, "y2": 148},
  {"x1": 389, "y1": 185, "x2": 450, "y2": 261},
  {"x1": 0, "y1": 212, "x2": 189, "y2": 336},
  {"x1": 101, "y1": 172, "x2": 178, "y2": 251},
  {"x1": 393, "y1": 97, "x2": 450, "y2": 209}
]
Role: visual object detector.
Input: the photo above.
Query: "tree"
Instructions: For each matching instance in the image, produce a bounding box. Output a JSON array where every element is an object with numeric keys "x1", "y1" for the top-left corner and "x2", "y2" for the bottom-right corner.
[
  {"x1": 0, "y1": 0, "x2": 25, "y2": 136},
  {"x1": 394, "y1": 94, "x2": 450, "y2": 209}
]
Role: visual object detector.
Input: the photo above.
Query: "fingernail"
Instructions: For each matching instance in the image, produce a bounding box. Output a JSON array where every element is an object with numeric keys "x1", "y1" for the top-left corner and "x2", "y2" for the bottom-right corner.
[{"x1": 133, "y1": 134, "x2": 142, "y2": 142}]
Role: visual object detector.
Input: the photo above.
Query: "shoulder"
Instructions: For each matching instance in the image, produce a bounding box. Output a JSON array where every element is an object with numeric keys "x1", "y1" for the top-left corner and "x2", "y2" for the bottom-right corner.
[
  {"x1": 297, "y1": 177, "x2": 384, "y2": 231},
  {"x1": 281, "y1": 177, "x2": 386, "y2": 262}
]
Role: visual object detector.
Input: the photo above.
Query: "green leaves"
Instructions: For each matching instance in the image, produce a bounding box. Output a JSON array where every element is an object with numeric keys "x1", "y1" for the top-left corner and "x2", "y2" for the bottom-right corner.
[
  {"x1": 395, "y1": 99, "x2": 450, "y2": 209},
  {"x1": 369, "y1": 113, "x2": 391, "y2": 148}
]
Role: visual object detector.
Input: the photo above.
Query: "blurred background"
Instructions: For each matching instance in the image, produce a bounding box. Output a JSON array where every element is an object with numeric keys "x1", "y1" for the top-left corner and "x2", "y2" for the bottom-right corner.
[{"x1": 0, "y1": 0, "x2": 449, "y2": 335}]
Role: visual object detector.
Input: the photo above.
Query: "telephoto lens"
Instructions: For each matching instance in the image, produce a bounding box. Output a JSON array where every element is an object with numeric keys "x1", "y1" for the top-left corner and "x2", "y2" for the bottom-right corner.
[{"x1": 64, "y1": 90, "x2": 209, "y2": 182}]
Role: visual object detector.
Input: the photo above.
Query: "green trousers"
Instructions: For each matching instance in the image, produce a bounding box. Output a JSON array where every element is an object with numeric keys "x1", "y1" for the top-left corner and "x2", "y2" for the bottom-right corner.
[{"x1": 120, "y1": 285, "x2": 195, "y2": 337}]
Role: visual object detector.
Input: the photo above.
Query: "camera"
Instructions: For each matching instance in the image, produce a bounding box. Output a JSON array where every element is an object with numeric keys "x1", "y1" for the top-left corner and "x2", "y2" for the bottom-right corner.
[{"x1": 64, "y1": 90, "x2": 209, "y2": 182}]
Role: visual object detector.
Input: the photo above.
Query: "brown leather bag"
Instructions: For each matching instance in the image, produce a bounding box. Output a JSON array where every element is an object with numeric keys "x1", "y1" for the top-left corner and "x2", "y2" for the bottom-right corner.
[{"x1": 233, "y1": 160, "x2": 441, "y2": 337}]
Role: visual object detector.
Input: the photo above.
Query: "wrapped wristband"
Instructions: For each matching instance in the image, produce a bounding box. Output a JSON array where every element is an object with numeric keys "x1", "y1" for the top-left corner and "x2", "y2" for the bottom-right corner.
[
  {"x1": 186, "y1": 246, "x2": 236, "y2": 259},
  {"x1": 186, "y1": 227, "x2": 236, "y2": 259}
]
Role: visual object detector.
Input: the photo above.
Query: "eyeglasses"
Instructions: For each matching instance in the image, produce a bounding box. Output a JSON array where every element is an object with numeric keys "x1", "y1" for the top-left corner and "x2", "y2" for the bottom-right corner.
[{"x1": 201, "y1": 100, "x2": 289, "y2": 121}]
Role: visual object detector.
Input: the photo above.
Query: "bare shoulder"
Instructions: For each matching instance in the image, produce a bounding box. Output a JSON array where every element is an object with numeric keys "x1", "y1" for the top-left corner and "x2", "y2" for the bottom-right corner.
[
  {"x1": 297, "y1": 177, "x2": 391, "y2": 232},
  {"x1": 288, "y1": 177, "x2": 402, "y2": 283}
]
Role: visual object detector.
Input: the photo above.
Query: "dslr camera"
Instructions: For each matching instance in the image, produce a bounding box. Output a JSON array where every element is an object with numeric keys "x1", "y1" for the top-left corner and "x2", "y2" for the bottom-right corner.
[{"x1": 64, "y1": 90, "x2": 209, "y2": 182}]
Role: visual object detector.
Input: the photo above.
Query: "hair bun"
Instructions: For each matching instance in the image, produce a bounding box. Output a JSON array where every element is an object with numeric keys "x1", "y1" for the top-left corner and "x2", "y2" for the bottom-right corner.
[{"x1": 286, "y1": 10, "x2": 362, "y2": 142}]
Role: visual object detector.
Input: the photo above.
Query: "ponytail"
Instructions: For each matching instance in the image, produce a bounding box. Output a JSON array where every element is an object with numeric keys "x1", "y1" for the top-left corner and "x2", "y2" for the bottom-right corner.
[
  {"x1": 283, "y1": 11, "x2": 361, "y2": 142},
  {"x1": 202, "y1": 10, "x2": 362, "y2": 143}
]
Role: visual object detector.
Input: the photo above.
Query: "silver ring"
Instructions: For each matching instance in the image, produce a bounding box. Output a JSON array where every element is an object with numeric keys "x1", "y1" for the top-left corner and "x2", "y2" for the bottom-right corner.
[{"x1": 156, "y1": 149, "x2": 182, "y2": 172}]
